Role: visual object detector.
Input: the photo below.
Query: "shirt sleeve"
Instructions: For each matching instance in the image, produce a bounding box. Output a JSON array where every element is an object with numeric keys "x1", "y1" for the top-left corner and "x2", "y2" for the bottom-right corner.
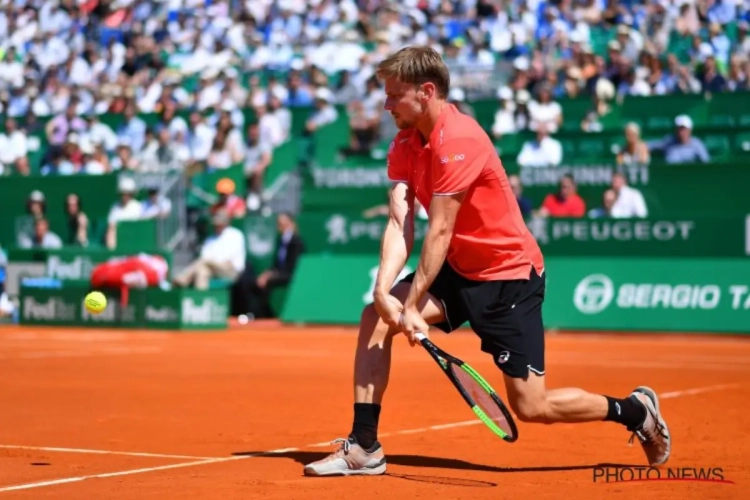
[
  {"x1": 432, "y1": 139, "x2": 486, "y2": 195},
  {"x1": 386, "y1": 139, "x2": 409, "y2": 183}
]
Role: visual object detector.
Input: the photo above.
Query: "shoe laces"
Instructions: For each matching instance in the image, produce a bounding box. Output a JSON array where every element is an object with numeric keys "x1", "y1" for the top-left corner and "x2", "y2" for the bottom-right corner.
[
  {"x1": 330, "y1": 438, "x2": 352, "y2": 455},
  {"x1": 628, "y1": 414, "x2": 668, "y2": 447}
]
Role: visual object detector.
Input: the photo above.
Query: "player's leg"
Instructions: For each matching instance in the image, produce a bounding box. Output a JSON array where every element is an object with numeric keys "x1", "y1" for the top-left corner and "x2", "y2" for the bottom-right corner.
[
  {"x1": 474, "y1": 269, "x2": 670, "y2": 465},
  {"x1": 303, "y1": 280, "x2": 449, "y2": 476},
  {"x1": 351, "y1": 281, "x2": 447, "y2": 444}
]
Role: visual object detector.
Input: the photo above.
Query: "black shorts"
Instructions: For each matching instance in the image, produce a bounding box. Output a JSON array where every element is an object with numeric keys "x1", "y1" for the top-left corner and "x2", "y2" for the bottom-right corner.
[{"x1": 399, "y1": 263, "x2": 546, "y2": 379}]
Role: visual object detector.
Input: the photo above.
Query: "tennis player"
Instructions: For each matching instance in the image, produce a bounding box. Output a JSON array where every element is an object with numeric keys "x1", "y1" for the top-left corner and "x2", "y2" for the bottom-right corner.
[{"x1": 304, "y1": 46, "x2": 670, "y2": 477}]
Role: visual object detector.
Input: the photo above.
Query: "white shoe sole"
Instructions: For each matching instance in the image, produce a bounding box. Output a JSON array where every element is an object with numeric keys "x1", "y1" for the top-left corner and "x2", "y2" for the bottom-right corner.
[{"x1": 304, "y1": 462, "x2": 386, "y2": 477}]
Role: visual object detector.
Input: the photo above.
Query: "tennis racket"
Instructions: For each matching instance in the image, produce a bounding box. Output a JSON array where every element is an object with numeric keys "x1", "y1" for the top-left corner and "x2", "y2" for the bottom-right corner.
[{"x1": 414, "y1": 332, "x2": 518, "y2": 443}]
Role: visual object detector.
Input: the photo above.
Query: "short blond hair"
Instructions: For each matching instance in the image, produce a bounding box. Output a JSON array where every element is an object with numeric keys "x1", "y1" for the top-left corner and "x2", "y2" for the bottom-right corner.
[{"x1": 376, "y1": 46, "x2": 450, "y2": 99}]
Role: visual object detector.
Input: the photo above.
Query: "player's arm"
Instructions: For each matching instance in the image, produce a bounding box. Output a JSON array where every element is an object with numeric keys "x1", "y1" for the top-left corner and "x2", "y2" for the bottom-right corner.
[
  {"x1": 402, "y1": 192, "x2": 463, "y2": 312},
  {"x1": 373, "y1": 182, "x2": 415, "y2": 299},
  {"x1": 403, "y1": 139, "x2": 486, "y2": 311}
]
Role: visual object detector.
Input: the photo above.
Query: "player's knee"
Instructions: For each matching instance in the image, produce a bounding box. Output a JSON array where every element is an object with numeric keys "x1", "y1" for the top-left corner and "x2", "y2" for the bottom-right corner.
[
  {"x1": 360, "y1": 303, "x2": 397, "y2": 339},
  {"x1": 509, "y1": 396, "x2": 551, "y2": 424}
]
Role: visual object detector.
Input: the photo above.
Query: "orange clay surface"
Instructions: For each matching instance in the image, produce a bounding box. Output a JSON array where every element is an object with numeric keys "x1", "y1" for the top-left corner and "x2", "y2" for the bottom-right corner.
[{"x1": 0, "y1": 323, "x2": 748, "y2": 499}]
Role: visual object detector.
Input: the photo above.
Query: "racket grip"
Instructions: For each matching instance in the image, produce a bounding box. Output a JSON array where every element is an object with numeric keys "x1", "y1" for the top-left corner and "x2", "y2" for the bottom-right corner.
[{"x1": 414, "y1": 332, "x2": 427, "y2": 342}]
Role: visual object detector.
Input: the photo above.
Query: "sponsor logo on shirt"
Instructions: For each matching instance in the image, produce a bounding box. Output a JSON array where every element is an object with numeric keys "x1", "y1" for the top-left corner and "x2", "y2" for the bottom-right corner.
[{"x1": 440, "y1": 153, "x2": 465, "y2": 164}]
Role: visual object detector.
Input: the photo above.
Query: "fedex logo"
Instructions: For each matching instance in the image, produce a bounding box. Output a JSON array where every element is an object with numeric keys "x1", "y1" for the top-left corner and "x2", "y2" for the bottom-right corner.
[{"x1": 440, "y1": 154, "x2": 465, "y2": 164}]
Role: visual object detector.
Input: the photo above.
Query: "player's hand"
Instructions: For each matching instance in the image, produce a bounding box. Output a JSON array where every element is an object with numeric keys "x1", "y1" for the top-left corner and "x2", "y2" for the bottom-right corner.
[
  {"x1": 373, "y1": 292, "x2": 403, "y2": 329},
  {"x1": 399, "y1": 306, "x2": 429, "y2": 347}
]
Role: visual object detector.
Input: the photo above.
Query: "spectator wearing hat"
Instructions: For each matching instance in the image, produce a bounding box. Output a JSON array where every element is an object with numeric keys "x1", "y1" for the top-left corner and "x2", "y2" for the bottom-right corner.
[
  {"x1": 211, "y1": 178, "x2": 246, "y2": 219},
  {"x1": 105, "y1": 177, "x2": 143, "y2": 249},
  {"x1": 244, "y1": 122, "x2": 274, "y2": 212},
  {"x1": 18, "y1": 217, "x2": 63, "y2": 250},
  {"x1": 517, "y1": 122, "x2": 563, "y2": 168},
  {"x1": 26, "y1": 191, "x2": 46, "y2": 218},
  {"x1": 647, "y1": 115, "x2": 710, "y2": 164},
  {"x1": 173, "y1": 210, "x2": 246, "y2": 291}
]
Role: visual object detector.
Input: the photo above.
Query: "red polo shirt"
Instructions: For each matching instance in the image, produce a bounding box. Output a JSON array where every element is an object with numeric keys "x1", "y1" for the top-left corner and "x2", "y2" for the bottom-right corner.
[
  {"x1": 387, "y1": 104, "x2": 544, "y2": 281},
  {"x1": 541, "y1": 193, "x2": 586, "y2": 217}
]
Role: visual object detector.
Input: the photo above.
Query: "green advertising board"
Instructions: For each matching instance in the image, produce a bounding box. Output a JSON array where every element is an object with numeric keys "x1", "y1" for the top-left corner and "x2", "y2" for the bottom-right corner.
[
  {"x1": 300, "y1": 161, "x2": 750, "y2": 217},
  {"x1": 543, "y1": 257, "x2": 750, "y2": 333},
  {"x1": 289, "y1": 212, "x2": 749, "y2": 258},
  {"x1": 19, "y1": 284, "x2": 229, "y2": 330},
  {"x1": 281, "y1": 255, "x2": 750, "y2": 333}
]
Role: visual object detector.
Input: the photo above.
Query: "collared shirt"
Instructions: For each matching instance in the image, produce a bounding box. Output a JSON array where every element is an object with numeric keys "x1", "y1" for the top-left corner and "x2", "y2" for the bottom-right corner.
[
  {"x1": 200, "y1": 226, "x2": 246, "y2": 273},
  {"x1": 387, "y1": 104, "x2": 544, "y2": 281},
  {"x1": 611, "y1": 185, "x2": 648, "y2": 218}
]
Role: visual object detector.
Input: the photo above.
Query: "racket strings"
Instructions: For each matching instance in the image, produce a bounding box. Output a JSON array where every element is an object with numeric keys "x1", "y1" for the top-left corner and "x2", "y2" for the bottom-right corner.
[{"x1": 450, "y1": 366, "x2": 512, "y2": 434}]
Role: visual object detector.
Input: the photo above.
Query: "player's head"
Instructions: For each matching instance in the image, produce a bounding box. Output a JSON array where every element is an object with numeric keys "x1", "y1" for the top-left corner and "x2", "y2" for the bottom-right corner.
[{"x1": 376, "y1": 45, "x2": 450, "y2": 130}]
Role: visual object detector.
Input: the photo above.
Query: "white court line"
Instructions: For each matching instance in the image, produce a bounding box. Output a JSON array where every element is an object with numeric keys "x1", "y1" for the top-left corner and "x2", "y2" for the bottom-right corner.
[
  {"x1": 0, "y1": 383, "x2": 740, "y2": 494},
  {"x1": 660, "y1": 383, "x2": 740, "y2": 399},
  {"x1": 0, "y1": 445, "x2": 213, "y2": 461}
]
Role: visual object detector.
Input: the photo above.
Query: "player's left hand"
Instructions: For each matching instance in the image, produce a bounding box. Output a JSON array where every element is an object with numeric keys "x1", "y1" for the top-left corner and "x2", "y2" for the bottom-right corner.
[{"x1": 399, "y1": 306, "x2": 430, "y2": 347}]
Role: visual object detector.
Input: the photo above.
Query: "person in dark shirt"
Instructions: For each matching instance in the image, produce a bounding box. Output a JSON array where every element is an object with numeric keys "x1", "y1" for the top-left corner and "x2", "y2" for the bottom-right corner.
[
  {"x1": 509, "y1": 174, "x2": 533, "y2": 218},
  {"x1": 698, "y1": 54, "x2": 727, "y2": 93}
]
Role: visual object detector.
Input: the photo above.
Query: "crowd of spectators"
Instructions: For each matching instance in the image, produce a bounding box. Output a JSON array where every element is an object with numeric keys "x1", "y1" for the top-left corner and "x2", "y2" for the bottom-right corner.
[{"x1": 0, "y1": 1, "x2": 747, "y2": 176}]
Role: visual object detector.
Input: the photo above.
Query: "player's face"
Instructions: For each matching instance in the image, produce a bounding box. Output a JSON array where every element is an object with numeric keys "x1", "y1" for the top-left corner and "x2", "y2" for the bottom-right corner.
[{"x1": 383, "y1": 77, "x2": 424, "y2": 130}]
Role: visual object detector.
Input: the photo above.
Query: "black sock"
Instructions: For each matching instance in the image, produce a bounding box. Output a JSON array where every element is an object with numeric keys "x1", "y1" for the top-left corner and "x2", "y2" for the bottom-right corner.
[
  {"x1": 604, "y1": 395, "x2": 647, "y2": 429},
  {"x1": 350, "y1": 403, "x2": 381, "y2": 450}
]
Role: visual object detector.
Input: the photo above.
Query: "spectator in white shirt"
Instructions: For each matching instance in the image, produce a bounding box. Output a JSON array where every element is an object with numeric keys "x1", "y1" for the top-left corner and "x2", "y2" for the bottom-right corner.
[
  {"x1": 0, "y1": 117, "x2": 28, "y2": 172},
  {"x1": 80, "y1": 113, "x2": 118, "y2": 153},
  {"x1": 141, "y1": 186, "x2": 173, "y2": 220},
  {"x1": 492, "y1": 87, "x2": 518, "y2": 139},
  {"x1": 528, "y1": 83, "x2": 563, "y2": 133},
  {"x1": 610, "y1": 172, "x2": 648, "y2": 218},
  {"x1": 305, "y1": 87, "x2": 339, "y2": 134},
  {"x1": 105, "y1": 177, "x2": 143, "y2": 249},
  {"x1": 173, "y1": 210, "x2": 246, "y2": 290},
  {"x1": 253, "y1": 102, "x2": 284, "y2": 148},
  {"x1": 517, "y1": 123, "x2": 563, "y2": 167},
  {"x1": 18, "y1": 217, "x2": 63, "y2": 250}
]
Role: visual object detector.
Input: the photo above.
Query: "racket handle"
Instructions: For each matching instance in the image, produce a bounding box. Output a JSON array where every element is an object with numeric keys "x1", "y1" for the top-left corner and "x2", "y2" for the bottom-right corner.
[{"x1": 414, "y1": 332, "x2": 427, "y2": 342}]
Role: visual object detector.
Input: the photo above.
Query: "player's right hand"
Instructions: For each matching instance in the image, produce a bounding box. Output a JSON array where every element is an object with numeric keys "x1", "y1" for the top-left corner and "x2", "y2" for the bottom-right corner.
[{"x1": 373, "y1": 292, "x2": 403, "y2": 329}]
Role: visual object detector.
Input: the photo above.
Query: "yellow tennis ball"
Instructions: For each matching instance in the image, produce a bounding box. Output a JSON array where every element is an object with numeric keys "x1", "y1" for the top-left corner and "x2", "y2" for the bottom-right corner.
[{"x1": 84, "y1": 291, "x2": 107, "y2": 314}]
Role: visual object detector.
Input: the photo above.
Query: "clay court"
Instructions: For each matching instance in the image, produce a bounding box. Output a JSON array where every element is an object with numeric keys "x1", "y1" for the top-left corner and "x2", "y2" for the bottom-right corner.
[{"x1": 0, "y1": 325, "x2": 747, "y2": 499}]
